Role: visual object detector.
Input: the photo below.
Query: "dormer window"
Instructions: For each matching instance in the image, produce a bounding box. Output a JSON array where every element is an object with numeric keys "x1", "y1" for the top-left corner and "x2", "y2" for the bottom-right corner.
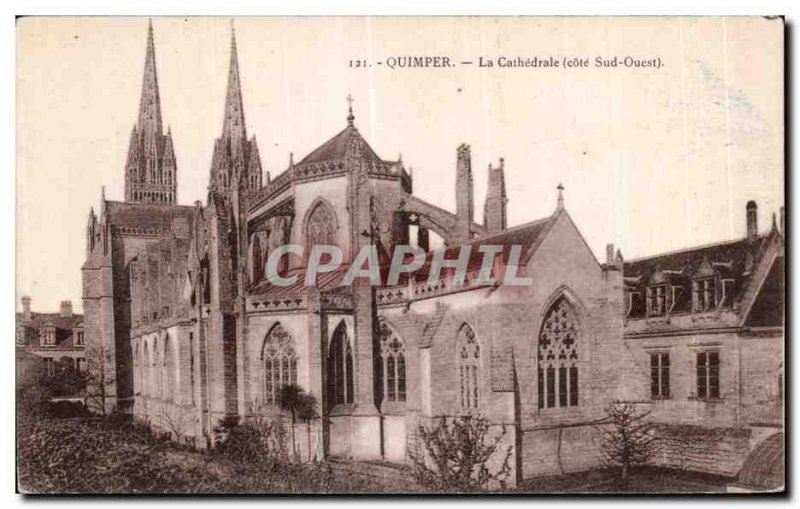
[
  {"x1": 647, "y1": 285, "x2": 669, "y2": 316},
  {"x1": 719, "y1": 279, "x2": 735, "y2": 309},
  {"x1": 39, "y1": 326, "x2": 56, "y2": 346},
  {"x1": 693, "y1": 277, "x2": 716, "y2": 312},
  {"x1": 75, "y1": 330, "x2": 85, "y2": 346}
]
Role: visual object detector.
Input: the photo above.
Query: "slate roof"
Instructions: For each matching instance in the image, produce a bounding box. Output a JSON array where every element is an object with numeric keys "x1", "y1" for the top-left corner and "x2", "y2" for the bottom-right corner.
[
  {"x1": 623, "y1": 234, "x2": 778, "y2": 317},
  {"x1": 298, "y1": 125, "x2": 385, "y2": 166},
  {"x1": 248, "y1": 267, "x2": 347, "y2": 297},
  {"x1": 415, "y1": 215, "x2": 554, "y2": 277},
  {"x1": 16, "y1": 312, "x2": 84, "y2": 350},
  {"x1": 745, "y1": 255, "x2": 784, "y2": 327},
  {"x1": 247, "y1": 215, "x2": 555, "y2": 297},
  {"x1": 105, "y1": 200, "x2": 195, "y2": 231}
]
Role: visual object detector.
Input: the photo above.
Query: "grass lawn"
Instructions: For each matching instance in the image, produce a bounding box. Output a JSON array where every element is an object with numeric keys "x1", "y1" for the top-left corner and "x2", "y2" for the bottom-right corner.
[{"x1": 519, "y1": 466, "x2": 732, "y2": 494}]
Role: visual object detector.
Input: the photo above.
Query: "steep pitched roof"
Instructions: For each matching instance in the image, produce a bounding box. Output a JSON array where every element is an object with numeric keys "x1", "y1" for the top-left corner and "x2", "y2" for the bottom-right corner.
[
  {"x1": 624, "y1": 236, "x2": 768, "y2": 281},
  {"x1": 623, "y1": 233, "x2": 780, "y2": 316},
  {"x1": 16, "y1": 312, "x2": 84, "y2": 349},
  {"x1": 414, "y1": 215, "x2": 554, "y2": 279},
  {"x1": 744, "y1": 254, "x2": 784, "y2": 327},
  {"x1": 105, "y1": 201, "x2": 195, "y2": 234},
  {"x1": 298, "y1": 125, "x2": 384, "y2": 165}
]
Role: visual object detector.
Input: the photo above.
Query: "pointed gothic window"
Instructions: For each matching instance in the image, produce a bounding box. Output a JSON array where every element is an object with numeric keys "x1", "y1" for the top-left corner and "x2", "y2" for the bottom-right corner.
[
  {"x1": 457, "y1": 324, "x2": 480, "y2": 410},
  {"x1": 538, "y1": 297, "x2": 579, "y2": 409},
  {"x1": 306, "y1": 201, "x2": 337, "y2": 250},
  {"x1": 378, "y1": 319, "x2": 406, "y2": 404},
  {"x1": 328, "y1": 322, "x2": 354, "y2": 407},
  {"x1": 262, "y1": 324, "x2": 298, "y2": 406}
]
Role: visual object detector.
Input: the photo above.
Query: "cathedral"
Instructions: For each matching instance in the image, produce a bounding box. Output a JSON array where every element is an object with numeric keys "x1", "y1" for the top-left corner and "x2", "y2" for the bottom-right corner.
[{"x1": 82, "y1": 22, "x2": 784, "y2": 487}]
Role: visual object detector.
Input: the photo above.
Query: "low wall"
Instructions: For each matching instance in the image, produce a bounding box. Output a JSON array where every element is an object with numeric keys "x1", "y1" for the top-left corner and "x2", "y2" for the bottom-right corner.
[
  {"x1": 520, "y1": 424, "x2": 603, "y2": 479},
  {"x1": 650, "y1": 424, "x2": 751, "y2": 477}
]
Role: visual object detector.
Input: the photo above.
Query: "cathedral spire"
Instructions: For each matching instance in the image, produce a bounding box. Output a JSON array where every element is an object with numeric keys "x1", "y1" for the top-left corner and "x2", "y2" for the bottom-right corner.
[
  {"x1": 208, "y1": 22, "x2": 261, "y2": 196},
  {"x1": 137, "y1": 19, "x2": 163, "y2": 140},
  {"x1": 222, "y1": 21, "x2": 247, "y2": 144},
  {"x1": 125, "y1": 20, "x2": 176, "y2": 205}
]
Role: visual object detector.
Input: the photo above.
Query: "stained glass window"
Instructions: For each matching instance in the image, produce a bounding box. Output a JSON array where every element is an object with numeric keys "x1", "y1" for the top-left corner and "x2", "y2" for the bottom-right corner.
[
  {"x1": 263, "y1": 324, "x2": 298, "y2": 406},
  {"x1": 538, "y1": 297, "x2": 579, "y2": 409},
  {"x1": 457, "y1": 324, "x2": 480, "y2": 410},
  {"x1": 378, "y1": 319, "x2": 406, "y2": 403}
]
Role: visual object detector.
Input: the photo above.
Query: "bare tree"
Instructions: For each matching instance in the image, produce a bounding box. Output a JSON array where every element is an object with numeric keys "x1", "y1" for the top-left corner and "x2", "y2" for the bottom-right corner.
[
  {"x1": 82, "y1": 339, "x2": 111, "y2": 415},
  {"x1": 409, "y1": 415, "x2": 512, "y2": 492},
  {"x1": 595, "y1": 400, "x2": 658, "y2": 485}
]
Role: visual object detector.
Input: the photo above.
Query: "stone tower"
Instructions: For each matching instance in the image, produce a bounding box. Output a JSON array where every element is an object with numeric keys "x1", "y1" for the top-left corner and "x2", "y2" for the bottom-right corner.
[
  {"x1": 484, "y1": 158, "x2": 507, "y2": 233},
  {"x1": 124, "y1": 20, "x2": 177, "y2": 205}
]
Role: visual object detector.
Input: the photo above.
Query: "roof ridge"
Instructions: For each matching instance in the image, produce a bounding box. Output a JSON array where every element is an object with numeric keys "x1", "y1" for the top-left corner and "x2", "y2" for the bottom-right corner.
[
  {"x1": 106, "y1": 200, "x2": 195, "y2": 210},
  {"x1": 468, "y1": 215, "x2": 552, "y2": 244},
  {"x1": 624, "y1": 235, "x2": 765, "y2": 264}
]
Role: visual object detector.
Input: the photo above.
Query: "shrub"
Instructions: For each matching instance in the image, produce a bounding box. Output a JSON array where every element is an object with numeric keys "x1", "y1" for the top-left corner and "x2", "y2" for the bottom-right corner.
[
  {"x1": 212, "y1": 416, "x2": 289, "y2": 469},
  {"x1": 409, "y1": 415, "x2": 512, "y2": 492},
  {"x1": 17, "y1": 418, "x2": 219, "y2": 493}
]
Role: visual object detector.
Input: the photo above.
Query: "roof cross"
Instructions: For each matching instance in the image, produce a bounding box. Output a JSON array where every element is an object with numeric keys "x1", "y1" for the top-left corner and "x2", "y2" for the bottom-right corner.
[{"x1": 346, "y1": 94, "x2": 355, "y2": 126}]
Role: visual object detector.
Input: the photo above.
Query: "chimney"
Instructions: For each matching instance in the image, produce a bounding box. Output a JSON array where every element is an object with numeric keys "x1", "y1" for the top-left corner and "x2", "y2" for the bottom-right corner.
[
  {"x1": 746, "y1": 200, "x2": 758, "y2": 242},
  {"x1": 60, "y1": 300, "x2": 73, "y2": 318},
  {"x1": 21, "y1": 296, "x2": 31, "y2": 321},
  {"x1": 455, "y1": 144, "x2": 474, "y2": 241},
  {"x1": 484, "y1": 158, "x2": 508, "y2": 233},
  {"x1": 606, "y1": 243, "x2": 615, "y2": 265}
]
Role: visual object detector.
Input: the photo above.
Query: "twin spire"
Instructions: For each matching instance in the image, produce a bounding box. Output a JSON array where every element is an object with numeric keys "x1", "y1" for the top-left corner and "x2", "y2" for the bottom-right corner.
[{"x1": 125, "y1": 20, "x2": 262, "y2": 202}]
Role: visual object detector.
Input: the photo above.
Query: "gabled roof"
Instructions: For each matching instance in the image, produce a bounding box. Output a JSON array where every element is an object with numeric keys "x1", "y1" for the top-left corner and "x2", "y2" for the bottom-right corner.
[
  {"x1": 298, "y1": 125, "x2": 385, "y2": 166},
  {"x1": 414, "y1": 215, "x2": 555, "y2": 279}
]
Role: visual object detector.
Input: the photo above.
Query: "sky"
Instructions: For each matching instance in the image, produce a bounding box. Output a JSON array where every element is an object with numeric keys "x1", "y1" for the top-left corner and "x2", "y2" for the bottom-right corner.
[{"x1": 16, "y1": 16, "x2": 784, "y2": 313}]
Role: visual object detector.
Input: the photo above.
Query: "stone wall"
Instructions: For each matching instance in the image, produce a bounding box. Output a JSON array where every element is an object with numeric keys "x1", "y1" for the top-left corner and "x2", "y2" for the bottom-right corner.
[{"x1": 650, "y1": 424, "x2": 752, "y2": 477}]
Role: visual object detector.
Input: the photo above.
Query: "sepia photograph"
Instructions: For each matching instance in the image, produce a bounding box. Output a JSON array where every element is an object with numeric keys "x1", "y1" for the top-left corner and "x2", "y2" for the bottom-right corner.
[{"x1": 14, "y1": 16, "x2": 784, "y2": 494}]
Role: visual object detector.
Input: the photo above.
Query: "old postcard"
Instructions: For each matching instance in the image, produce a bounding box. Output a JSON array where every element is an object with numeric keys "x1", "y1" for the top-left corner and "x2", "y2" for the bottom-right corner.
[{"x1": 15, "y1": 16, "x2": 784, "y2": 494}]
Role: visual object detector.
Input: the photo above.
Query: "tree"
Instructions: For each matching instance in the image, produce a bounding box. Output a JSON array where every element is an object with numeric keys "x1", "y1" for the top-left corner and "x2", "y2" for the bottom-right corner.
[
  {"x1": 276, "y1": 384, "x2": 318, "y2": 461},
  {"x1": 595, "y1": 400, "x2": 658, "y2": 485},
  {"x1": 409, "y1": 415, "x2": 512, "y2": 492},
  {"x1": 82, "y1": 338, "x2": 111, "y2": 415}
]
